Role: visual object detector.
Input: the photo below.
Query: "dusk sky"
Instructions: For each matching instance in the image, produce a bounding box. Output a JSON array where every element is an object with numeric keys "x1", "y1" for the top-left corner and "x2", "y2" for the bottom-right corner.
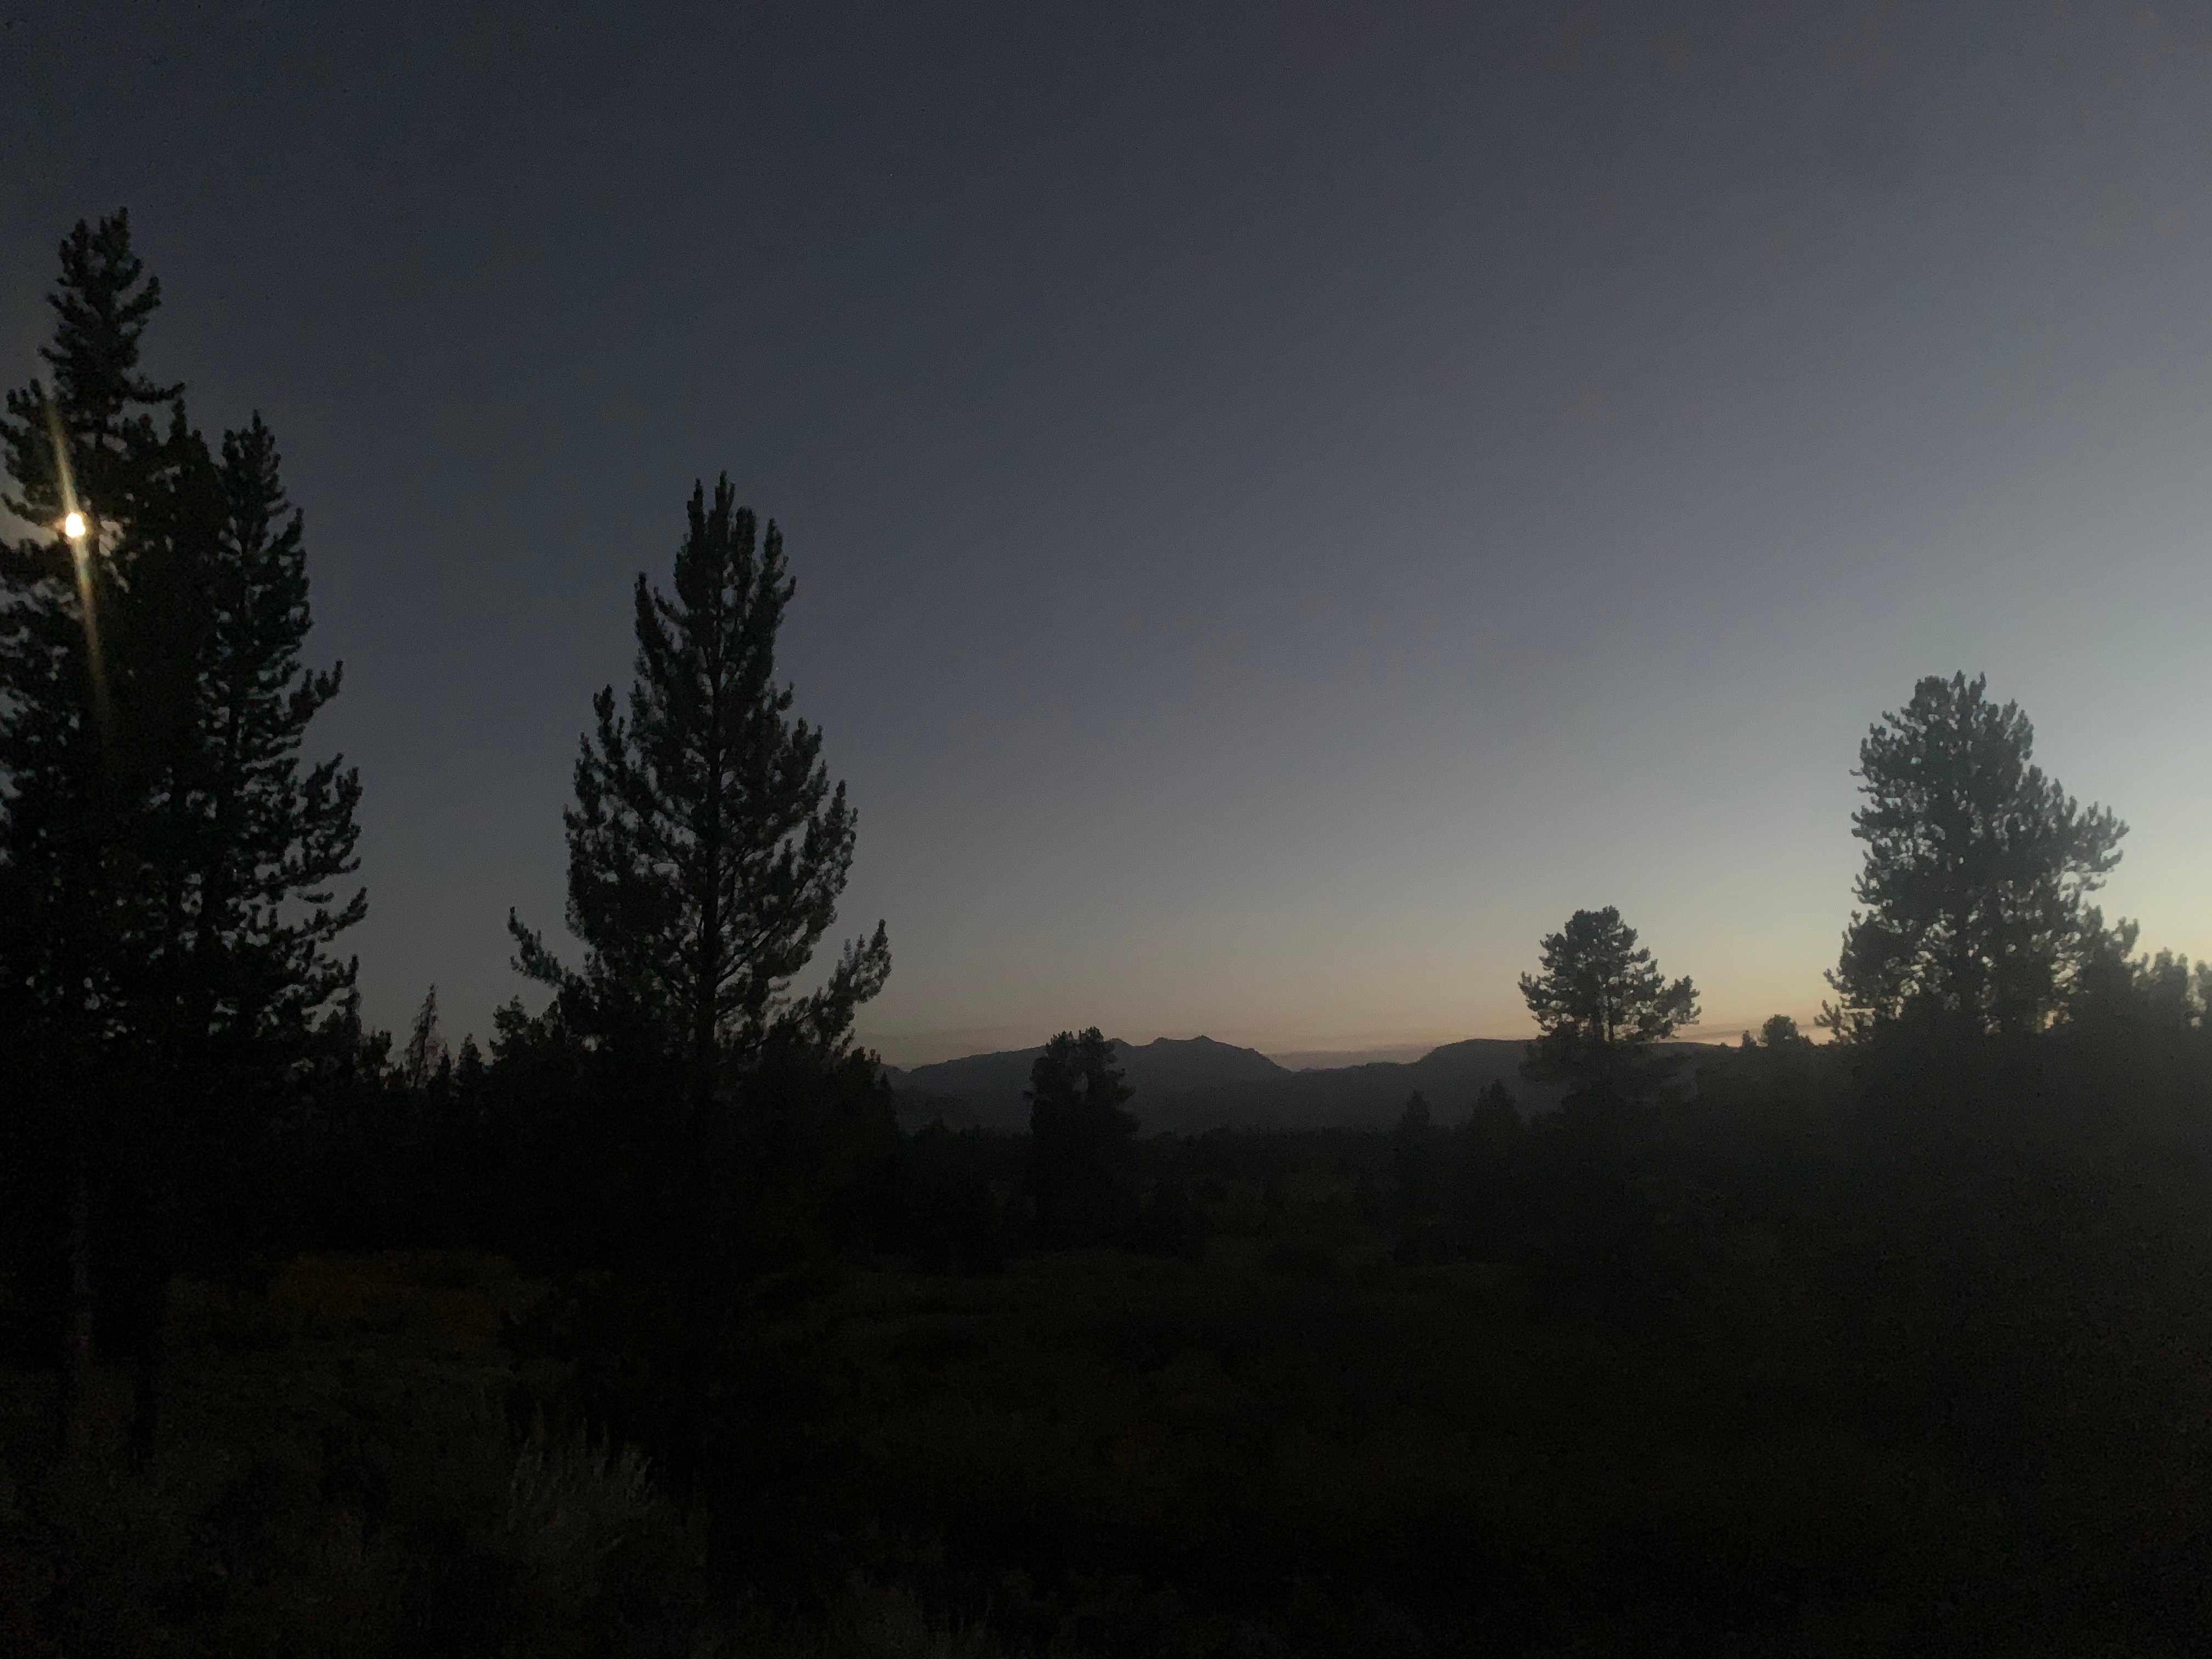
[{"x1": 6, "y1": 3, "x2": 2211, "y2": 1066}]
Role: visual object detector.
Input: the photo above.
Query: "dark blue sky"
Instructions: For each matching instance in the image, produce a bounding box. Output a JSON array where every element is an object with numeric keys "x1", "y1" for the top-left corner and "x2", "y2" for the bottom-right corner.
[{"x1": 7, "y1": 2, "x2": 2211, "y2": 1063}]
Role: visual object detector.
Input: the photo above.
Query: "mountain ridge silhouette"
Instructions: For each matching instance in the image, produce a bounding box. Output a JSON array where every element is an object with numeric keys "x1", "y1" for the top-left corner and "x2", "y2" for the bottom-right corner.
[
  {"x1": 884, "y1": 1034, "x2": 1286, "y2": 1128},
  {"x1": 879, "y1": 1033, "x2": 1723, "y2": 1131}
]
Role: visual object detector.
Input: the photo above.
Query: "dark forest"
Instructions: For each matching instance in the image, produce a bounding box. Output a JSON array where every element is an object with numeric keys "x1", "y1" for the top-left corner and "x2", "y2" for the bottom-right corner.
[{"x1": 8, "y1": 214, "x2": 2212, "y2": 1658}]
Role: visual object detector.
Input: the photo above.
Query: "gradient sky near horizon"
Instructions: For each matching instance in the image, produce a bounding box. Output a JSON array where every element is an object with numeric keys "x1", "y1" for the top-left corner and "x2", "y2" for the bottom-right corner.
[{"x1": 6, "y1": 3, "x2": 2212, "y2": 1067}]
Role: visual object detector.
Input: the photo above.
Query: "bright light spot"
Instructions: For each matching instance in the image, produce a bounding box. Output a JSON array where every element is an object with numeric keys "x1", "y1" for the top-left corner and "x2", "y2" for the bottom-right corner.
[{"x1": 62, "y1": 511, "x2": 86, "y2": 540}]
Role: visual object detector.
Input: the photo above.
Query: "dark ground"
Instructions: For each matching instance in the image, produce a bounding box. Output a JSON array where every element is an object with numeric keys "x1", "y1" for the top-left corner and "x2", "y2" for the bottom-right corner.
[{"x1": 8, "y1": 1048, "x2": 2212, "y2": 1657}]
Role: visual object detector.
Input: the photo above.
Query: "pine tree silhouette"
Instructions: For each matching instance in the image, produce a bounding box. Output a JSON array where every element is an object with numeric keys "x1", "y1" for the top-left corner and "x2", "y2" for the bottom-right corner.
[
  {"x1": 1520, "y1": 907, "x2": 1699, "y2": 1110},
  {"x1": 1824, "y1": 673, "x2": 2126, "y2": 1040},
  {"x1": 1025, "y1": 1029, "x2": 1138, "y2": 1247},
  {"x1": 510, "y1": 476, "x2": 889, "y2": 1453},
  {"x1": 1, "y1": 212, "x2": 363, "y2": 1458}
]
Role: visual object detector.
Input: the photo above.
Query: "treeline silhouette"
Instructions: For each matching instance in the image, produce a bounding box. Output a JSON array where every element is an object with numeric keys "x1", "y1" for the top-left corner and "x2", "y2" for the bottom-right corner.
[{"x1": 8, "y1": 214, "x2": 2212, "y2": 1656}]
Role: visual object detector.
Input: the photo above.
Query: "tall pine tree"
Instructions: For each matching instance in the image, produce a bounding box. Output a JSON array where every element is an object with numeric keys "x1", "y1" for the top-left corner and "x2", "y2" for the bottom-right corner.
[
  {"x1": 1025, "y1": 1029, "x2": 1139, "y2": 1247},
  {"x1": 2, "y1": 212, "x2": 189, "y2": 1453},
  {"x1": 510, "y1": 476, "x2": 889, "y2": 1420},
  {"x1": 0, "y1": 215, "x2": 186, "y2": 1042},
  {"x1": 0, "y1": 212, "x2": 364, "y2": 1457},
  {"x1": 1822, "y1": 674, "x2": 2125, "y2": 1040},
  {"x1": 1519, "y1": 906, "x2": 1700, "y2": 1109},
  {"x1": 160, "y1": 414, "x2": 365, "y2": 1065}
]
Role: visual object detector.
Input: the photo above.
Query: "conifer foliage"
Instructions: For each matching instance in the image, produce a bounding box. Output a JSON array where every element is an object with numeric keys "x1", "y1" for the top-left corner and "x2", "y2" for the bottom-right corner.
[
  {"x1": 1519, "y1": 907, "x2": 1699, "y2": 1107},
  {"x1": 1823, "y1": 673, "x2": 2126, "y2": 1040},
  {"x1": 401, "y1": 986, "x2": 450, "y2": 1092},
  {"x1": 0, "y1": 211, "x2": 363, "y2": 1455},
  {"x1": 1025, "y1": 1028, "x2": 1139, "y2": 1246},
  {"x1": 0, "y1": 214, "x2": 183, "y2": 1035},
  {"x1": 1, "y1": 213, "x2": 364, "y2": 1079},
  {"x1": 511, "y1": 477, "x2": 889, "y2": 1076},
  {"x1": 161, "y1": 415, "x2": 365, "y2": 1059},
  {"x1": 508, "y1": 476, "x2": 890, "y2": 1413}
]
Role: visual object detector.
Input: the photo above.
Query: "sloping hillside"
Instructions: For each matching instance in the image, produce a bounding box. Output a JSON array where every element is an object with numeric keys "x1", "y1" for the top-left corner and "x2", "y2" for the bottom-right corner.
[
  {"x1": 889, "y1": 1036, "x2": 1724, "y2": 1132},
  {"x1": 888, "y1": 1035, "x2": 1288, "y2": 1129},
  {"x1": 1136, "y1": 1037, "x2": 1563, "y2": 1131}
]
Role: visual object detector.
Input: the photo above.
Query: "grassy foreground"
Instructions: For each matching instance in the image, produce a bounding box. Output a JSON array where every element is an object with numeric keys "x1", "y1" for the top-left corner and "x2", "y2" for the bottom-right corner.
[{"x1": 5, "y1": 1117, "x2": 2207, "y2": 1656}]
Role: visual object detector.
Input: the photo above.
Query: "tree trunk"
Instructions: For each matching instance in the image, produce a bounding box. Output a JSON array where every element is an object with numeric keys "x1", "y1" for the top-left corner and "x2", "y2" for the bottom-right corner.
[
  {"x1": 680, "y1": 670, "x2": 727, "y2": 1481},
  {"x1": 121, "y1": 1087, "x2": 174, "y2": 1470},
  {"x1": 127, "y1": 1279, "x2": 165, "y2": 1468},
  {"x1": 679, "y1": 884, "x2": 722, "y2": 1482},
  {"x1": 681, "y1": 1059, "x2": 712, "y2": 1479},
  {"x1": 60, "y1": 1146, "x2": 97, "y2": 1456}
]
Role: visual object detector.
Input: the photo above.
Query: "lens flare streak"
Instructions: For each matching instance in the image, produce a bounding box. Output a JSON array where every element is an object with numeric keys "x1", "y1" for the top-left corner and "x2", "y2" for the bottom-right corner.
[{"x1": 43, "y1": 391, "x2": 110, "y2": 733}]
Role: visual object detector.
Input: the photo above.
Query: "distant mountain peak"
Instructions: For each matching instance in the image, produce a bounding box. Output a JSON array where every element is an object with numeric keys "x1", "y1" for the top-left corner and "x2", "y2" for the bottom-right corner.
[{"x1": 890, "y1": 1032, "x2": 1288, "y2": 1130}]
